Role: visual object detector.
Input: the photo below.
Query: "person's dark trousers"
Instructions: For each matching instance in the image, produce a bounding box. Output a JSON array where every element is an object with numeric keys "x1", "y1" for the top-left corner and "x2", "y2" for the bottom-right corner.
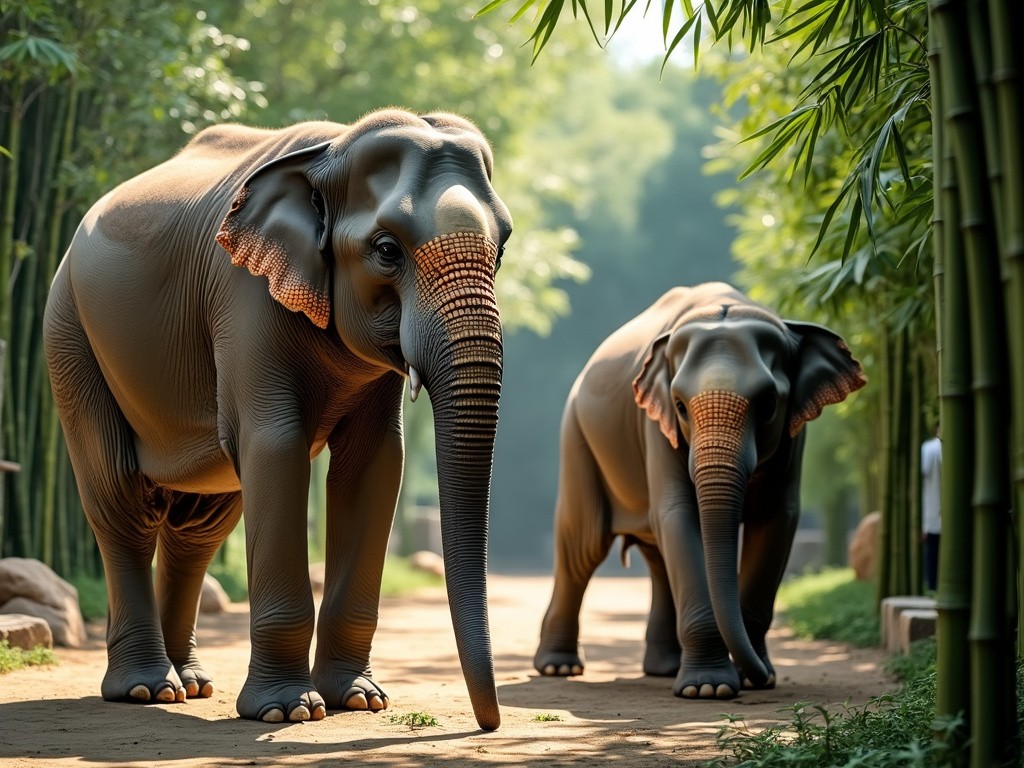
[{"x1": 923, "y1": 533, "x2": 940, "y2": 592}]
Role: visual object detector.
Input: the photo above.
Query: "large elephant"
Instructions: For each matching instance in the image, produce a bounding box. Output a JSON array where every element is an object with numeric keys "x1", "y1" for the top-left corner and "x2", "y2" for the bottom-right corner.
[
  {"x1": 533, "y1": 283, "x2": 865, "y2": 699},
  {"x1": 43, "y1": 109, "x2": 511, "y2": 730}
]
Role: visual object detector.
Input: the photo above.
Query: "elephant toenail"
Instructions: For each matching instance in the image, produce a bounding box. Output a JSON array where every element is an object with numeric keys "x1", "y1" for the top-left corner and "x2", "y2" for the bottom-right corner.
[
  {"x1": 571, "y1": 665, "x2": 583, "y2": 675},
  {"x1": 345, "y1": 692, "x2": 369, "y2": 710},
  {"x1": 261, "y1": 708, "x2": 285, "y2": 723},
  {"x1": 129, "y1": 685, "x2": 151, "y2": 702},
  {"x1": 542, "y1": 664, "x2": 556, "y2": 676},
  {"x1": 311, "y1": 704, "x2": 326, "y2": 721},
  {"x1": 699, "y1": 684, "x2": 715, "y2": 698},
  {"x1": 200, "y1": 682, "x2": 214, "y2": 697},
  {"x1": 681, "y1": 685, "x2": 698, "y2": 698},
  {"x1": 174, "y1": 687, "x2": 186, "y2": 703},
  {"x1": 557, "y1": 664, "x2": 571, "y2": 675},
  {"x1": 289, "y1": 705, "x2": 310, "y2": 722},
  {"x1": 185, "y1": 682, "x2": 199, "y2": 698},
  {"x1": 368, "y1": 694, "x2": 384, "y2": 710},
  {"x1": 715, "y1": 684, "x2": 734, "y2": 699},
  {"x1": 155, "y1": 686, "x2": 177, "y2": 703}
]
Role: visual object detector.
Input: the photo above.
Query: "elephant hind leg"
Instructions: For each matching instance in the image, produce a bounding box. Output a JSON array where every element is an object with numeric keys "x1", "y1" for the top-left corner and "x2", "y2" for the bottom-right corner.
[
  {"x1": 44, "y1": 281, "x2": 183, "y2": 704},
  {"x1": 157, "y1": 491, "x2": 243, "y2": 698},
  {"x1": 636, "y1": 543, "x2": 680, "y2": 677},
  {"x1": 535, "y1": 404, "x2": 613, "y2": 677}
]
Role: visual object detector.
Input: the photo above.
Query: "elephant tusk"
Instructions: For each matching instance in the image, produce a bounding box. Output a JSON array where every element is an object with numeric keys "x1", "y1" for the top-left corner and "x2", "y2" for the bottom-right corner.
[{"x1": 408, "y1": 366, "x2": 422, "y2": 402}]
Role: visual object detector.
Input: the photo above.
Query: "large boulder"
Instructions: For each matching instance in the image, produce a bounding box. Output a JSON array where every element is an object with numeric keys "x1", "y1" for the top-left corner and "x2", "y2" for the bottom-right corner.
[
  {"x1": 848, "y1": 511, "x2": 882, "y2": 582},
  {"x1": 0, "y1": 557, "x2": 86, "y2": 647}
]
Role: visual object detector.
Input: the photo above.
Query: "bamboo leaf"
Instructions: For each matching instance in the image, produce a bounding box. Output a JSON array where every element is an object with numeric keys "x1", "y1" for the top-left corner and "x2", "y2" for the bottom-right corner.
[
  {"x1": 662, "y1": 0, "x2": 674, "y2": 42},
  {"x1": 842, "y1": 195, "x2": 863, "y2": 261},
  {"x1": 661, "y1": 11, "x2": 700, "y2": 76}
]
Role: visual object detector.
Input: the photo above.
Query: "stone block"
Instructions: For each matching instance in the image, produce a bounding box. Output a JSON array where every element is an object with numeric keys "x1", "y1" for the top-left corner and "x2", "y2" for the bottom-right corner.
[
  {"x1": 0, "y1": 613, "x2": 53, "y2": 650},
  {"x1": 897, "y1": 608, "x2": 938, "y2": 653},
  {"x1": 881, "y1": 595, "x2": 936, "y2": 653}
]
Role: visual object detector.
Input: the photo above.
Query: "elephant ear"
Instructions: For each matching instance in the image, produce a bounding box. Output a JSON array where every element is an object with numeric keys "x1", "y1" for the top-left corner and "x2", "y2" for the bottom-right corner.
[
  {"x1": 632, "y1": 332, "x2": 679, "y2": 449},
  {"x1": 215, "y1": 142, "x2": 333, "y2": 329},
  {"x1": 785, "y1": 321, "x2": 867, "y2": 437}
]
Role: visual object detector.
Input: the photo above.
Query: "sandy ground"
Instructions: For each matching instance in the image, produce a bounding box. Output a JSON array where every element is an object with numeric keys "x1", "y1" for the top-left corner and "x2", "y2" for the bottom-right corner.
[{"x1": 0, "y1": 575, "x2": 895, "y2": 767}]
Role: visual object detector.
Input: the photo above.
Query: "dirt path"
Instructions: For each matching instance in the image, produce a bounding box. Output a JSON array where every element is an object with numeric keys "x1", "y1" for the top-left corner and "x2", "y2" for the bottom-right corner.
[{"x1": 0, "y1": 575, "x2": 894, "y2": 767}]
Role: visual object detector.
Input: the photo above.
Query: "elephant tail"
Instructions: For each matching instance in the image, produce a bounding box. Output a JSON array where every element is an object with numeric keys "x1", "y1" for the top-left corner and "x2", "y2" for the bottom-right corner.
[{"x1": 619, "y1": 534, "x2": 642, "y2": 568}]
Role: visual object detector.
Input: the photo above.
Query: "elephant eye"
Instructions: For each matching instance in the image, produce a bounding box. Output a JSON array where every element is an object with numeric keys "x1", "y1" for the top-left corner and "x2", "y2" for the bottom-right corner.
[
  {"x1": 675, "y1": 399, "x2": 688, "y2": 420},
  {"x1": 495, "y1": 244, "x2": 505, "y2": 274},
  {"x1": 372, "y1": 236, "x2": 404, "y2": 270}
]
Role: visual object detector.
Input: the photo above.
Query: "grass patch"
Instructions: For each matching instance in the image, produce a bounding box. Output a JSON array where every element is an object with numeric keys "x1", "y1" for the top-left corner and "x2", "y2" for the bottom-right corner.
[
  {"x1": 386, "y1": 711, "x2": 440, "y2": 729},
  {"x1": 207, "y1": 559, "x2": 249, "y2": 603},
  {"x1": 0, "y1": 640, "x2": 58, "y2": 673},
  {"x1": 67, "y1": 573, "x2": 108, "y2": 621},
  {"x1": 775, "y1": 567, "x2": 879, "y2": 647},
  {"x1": 380, "y1": 556, "x2": 444, "y2": 597},
  {"x1": 533, "y1": 713, "x2": 562, "y2": 722}
]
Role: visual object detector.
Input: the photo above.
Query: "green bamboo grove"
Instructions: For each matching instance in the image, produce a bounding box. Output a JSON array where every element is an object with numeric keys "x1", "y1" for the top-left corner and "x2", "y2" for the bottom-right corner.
[
  {"x1": 0, "y1": 47, "x2": 94, "y2": 576},
  {"x1": 928, "y1": 0, "x2": 1021, "y2": 764}
]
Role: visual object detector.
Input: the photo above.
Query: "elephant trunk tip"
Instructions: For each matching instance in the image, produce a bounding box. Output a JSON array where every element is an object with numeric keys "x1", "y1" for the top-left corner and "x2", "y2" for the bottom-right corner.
[{"x1": 475, "y1": 705, "x2": 501, "y2": 732}]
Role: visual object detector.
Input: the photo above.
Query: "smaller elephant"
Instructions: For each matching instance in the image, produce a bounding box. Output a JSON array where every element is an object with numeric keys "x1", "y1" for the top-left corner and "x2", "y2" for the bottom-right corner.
[{"x1": 534, "y1": 282, "x2": 866, "y2": 699}]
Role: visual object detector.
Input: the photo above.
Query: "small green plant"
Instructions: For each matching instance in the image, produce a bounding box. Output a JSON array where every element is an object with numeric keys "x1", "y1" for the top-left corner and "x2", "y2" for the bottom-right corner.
[
  {"x1": 386, "y1": 711, "x2": 440, "y2": 729},
  {"x1": 775, "y1": 568, "x2": 880, "y2": 647},
  {"x1": 0, "y1": 640, "x2": 58, "y2": 673},
  {"x1": 533, "y1": 713, "x2": 562, "y2": 722}
]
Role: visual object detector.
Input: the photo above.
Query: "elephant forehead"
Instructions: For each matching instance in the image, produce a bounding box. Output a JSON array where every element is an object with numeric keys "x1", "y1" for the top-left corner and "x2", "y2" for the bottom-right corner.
[{"x1": 433, "y1": 185, "x2": 491, "y2": 238}]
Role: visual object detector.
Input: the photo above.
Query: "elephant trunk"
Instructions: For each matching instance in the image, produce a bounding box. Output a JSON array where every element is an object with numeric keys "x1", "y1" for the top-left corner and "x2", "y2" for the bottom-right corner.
[
  {"x1": 689, "y1": 390, "x2": 770, "y2": 688},
  {"x1": 421, "y1": 320, "x2": 503, "y2": 731}
]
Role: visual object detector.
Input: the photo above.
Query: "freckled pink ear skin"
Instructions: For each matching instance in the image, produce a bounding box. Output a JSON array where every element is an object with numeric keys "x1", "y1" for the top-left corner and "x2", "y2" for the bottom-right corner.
[
  {"x1": 633, "y1": 333, "x2": 679, "y2": 449},
  {"x1": 784, "y1": 322, "x2": 867, "y2": 436},
  {"x1": 215, "y1": 142, "x2": 333, "y2": 330}
]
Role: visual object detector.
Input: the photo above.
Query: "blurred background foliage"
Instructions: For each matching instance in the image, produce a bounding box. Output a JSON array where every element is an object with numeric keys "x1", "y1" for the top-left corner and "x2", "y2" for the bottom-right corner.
[{"x1": 2, "y1": 0, "x2": 888, "y2": 583}]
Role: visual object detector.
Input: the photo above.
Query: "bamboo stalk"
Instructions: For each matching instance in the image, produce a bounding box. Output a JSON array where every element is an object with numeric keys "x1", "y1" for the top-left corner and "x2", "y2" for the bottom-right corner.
[
  {"x1": 988, "y1": 0, "x2": 1024, "y2": 661},
  {"x1": 932, "y1": 2, "x2": 1012, "y2": 763},
  {"x1": 909, "y1": 342, "x2": 922, "y2": 596},
  {"x1": 877, "y1": 329, "x2": 893, "y2": 602},
  {"x1": 928, "y1": 0, "x2": 973, "y2": 737}
]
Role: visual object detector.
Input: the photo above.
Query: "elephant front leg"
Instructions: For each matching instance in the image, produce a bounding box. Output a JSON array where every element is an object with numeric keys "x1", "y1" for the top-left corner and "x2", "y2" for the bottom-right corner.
[
  {"x1": 653, "y1": 506, "x2": 739, "y2": 700},
  {"x1": 310, "y1": 424, "x2": 401, "y2": 713},
  {"x1": 236, "y1": 431, "x2": 324, "y2": 723}
]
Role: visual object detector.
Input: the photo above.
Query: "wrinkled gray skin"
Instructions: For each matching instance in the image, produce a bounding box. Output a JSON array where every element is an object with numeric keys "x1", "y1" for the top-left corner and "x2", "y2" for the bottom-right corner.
[
  {"x1": 43, "y1": 109, "x2": 511, "y2": 730},
  {"x1": 534, "y1": 283, "x2": 865, "y2": 699}
]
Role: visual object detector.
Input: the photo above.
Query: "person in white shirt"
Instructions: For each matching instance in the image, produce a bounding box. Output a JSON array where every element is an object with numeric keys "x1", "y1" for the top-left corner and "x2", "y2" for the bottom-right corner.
[{"x1": 921, "y1": 424, "x2": 942, "y2": 591}]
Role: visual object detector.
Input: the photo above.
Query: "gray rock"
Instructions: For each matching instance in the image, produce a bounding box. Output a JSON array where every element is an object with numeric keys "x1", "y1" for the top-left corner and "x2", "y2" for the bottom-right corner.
[
  {"x1": 200, "y1": 573, "x2": 231, "y2": 613},
  {"x1": 848, "y1": 511, "x2": 881, "y2": 582},
  {"x1": 0, "y1": 613, "x2": 53, "y2": 650},
  {"x1": 0, "y1": 558, "x2": 85, "y2": 647},
  {"x1": 409, "y1": 550, "x2": 445, "y2": 578}
]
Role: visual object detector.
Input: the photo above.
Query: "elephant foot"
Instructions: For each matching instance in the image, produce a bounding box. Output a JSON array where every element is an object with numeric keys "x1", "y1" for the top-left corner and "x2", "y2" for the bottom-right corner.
[
  {"x1": 642, "y1": 640, "x2": 681, "y2": 677},
  {"x1": 533, "y1": 645, "x2": 585, "y2": 677},
  {"x1": 312, "y1": 669, "x2": 390, "y2": 712},
  {"x1": 174, "y1": 661, "x2": 215, "y2": 699},
  {"x1": 673, "y1": 660, "x2": 741, "y2": 700},
  {"x1": 101, "y1": 657, "x2": 186, "y2": 704},
  {"x1": 236, "y1": 675, "x2": 326, "y2": 723}
]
